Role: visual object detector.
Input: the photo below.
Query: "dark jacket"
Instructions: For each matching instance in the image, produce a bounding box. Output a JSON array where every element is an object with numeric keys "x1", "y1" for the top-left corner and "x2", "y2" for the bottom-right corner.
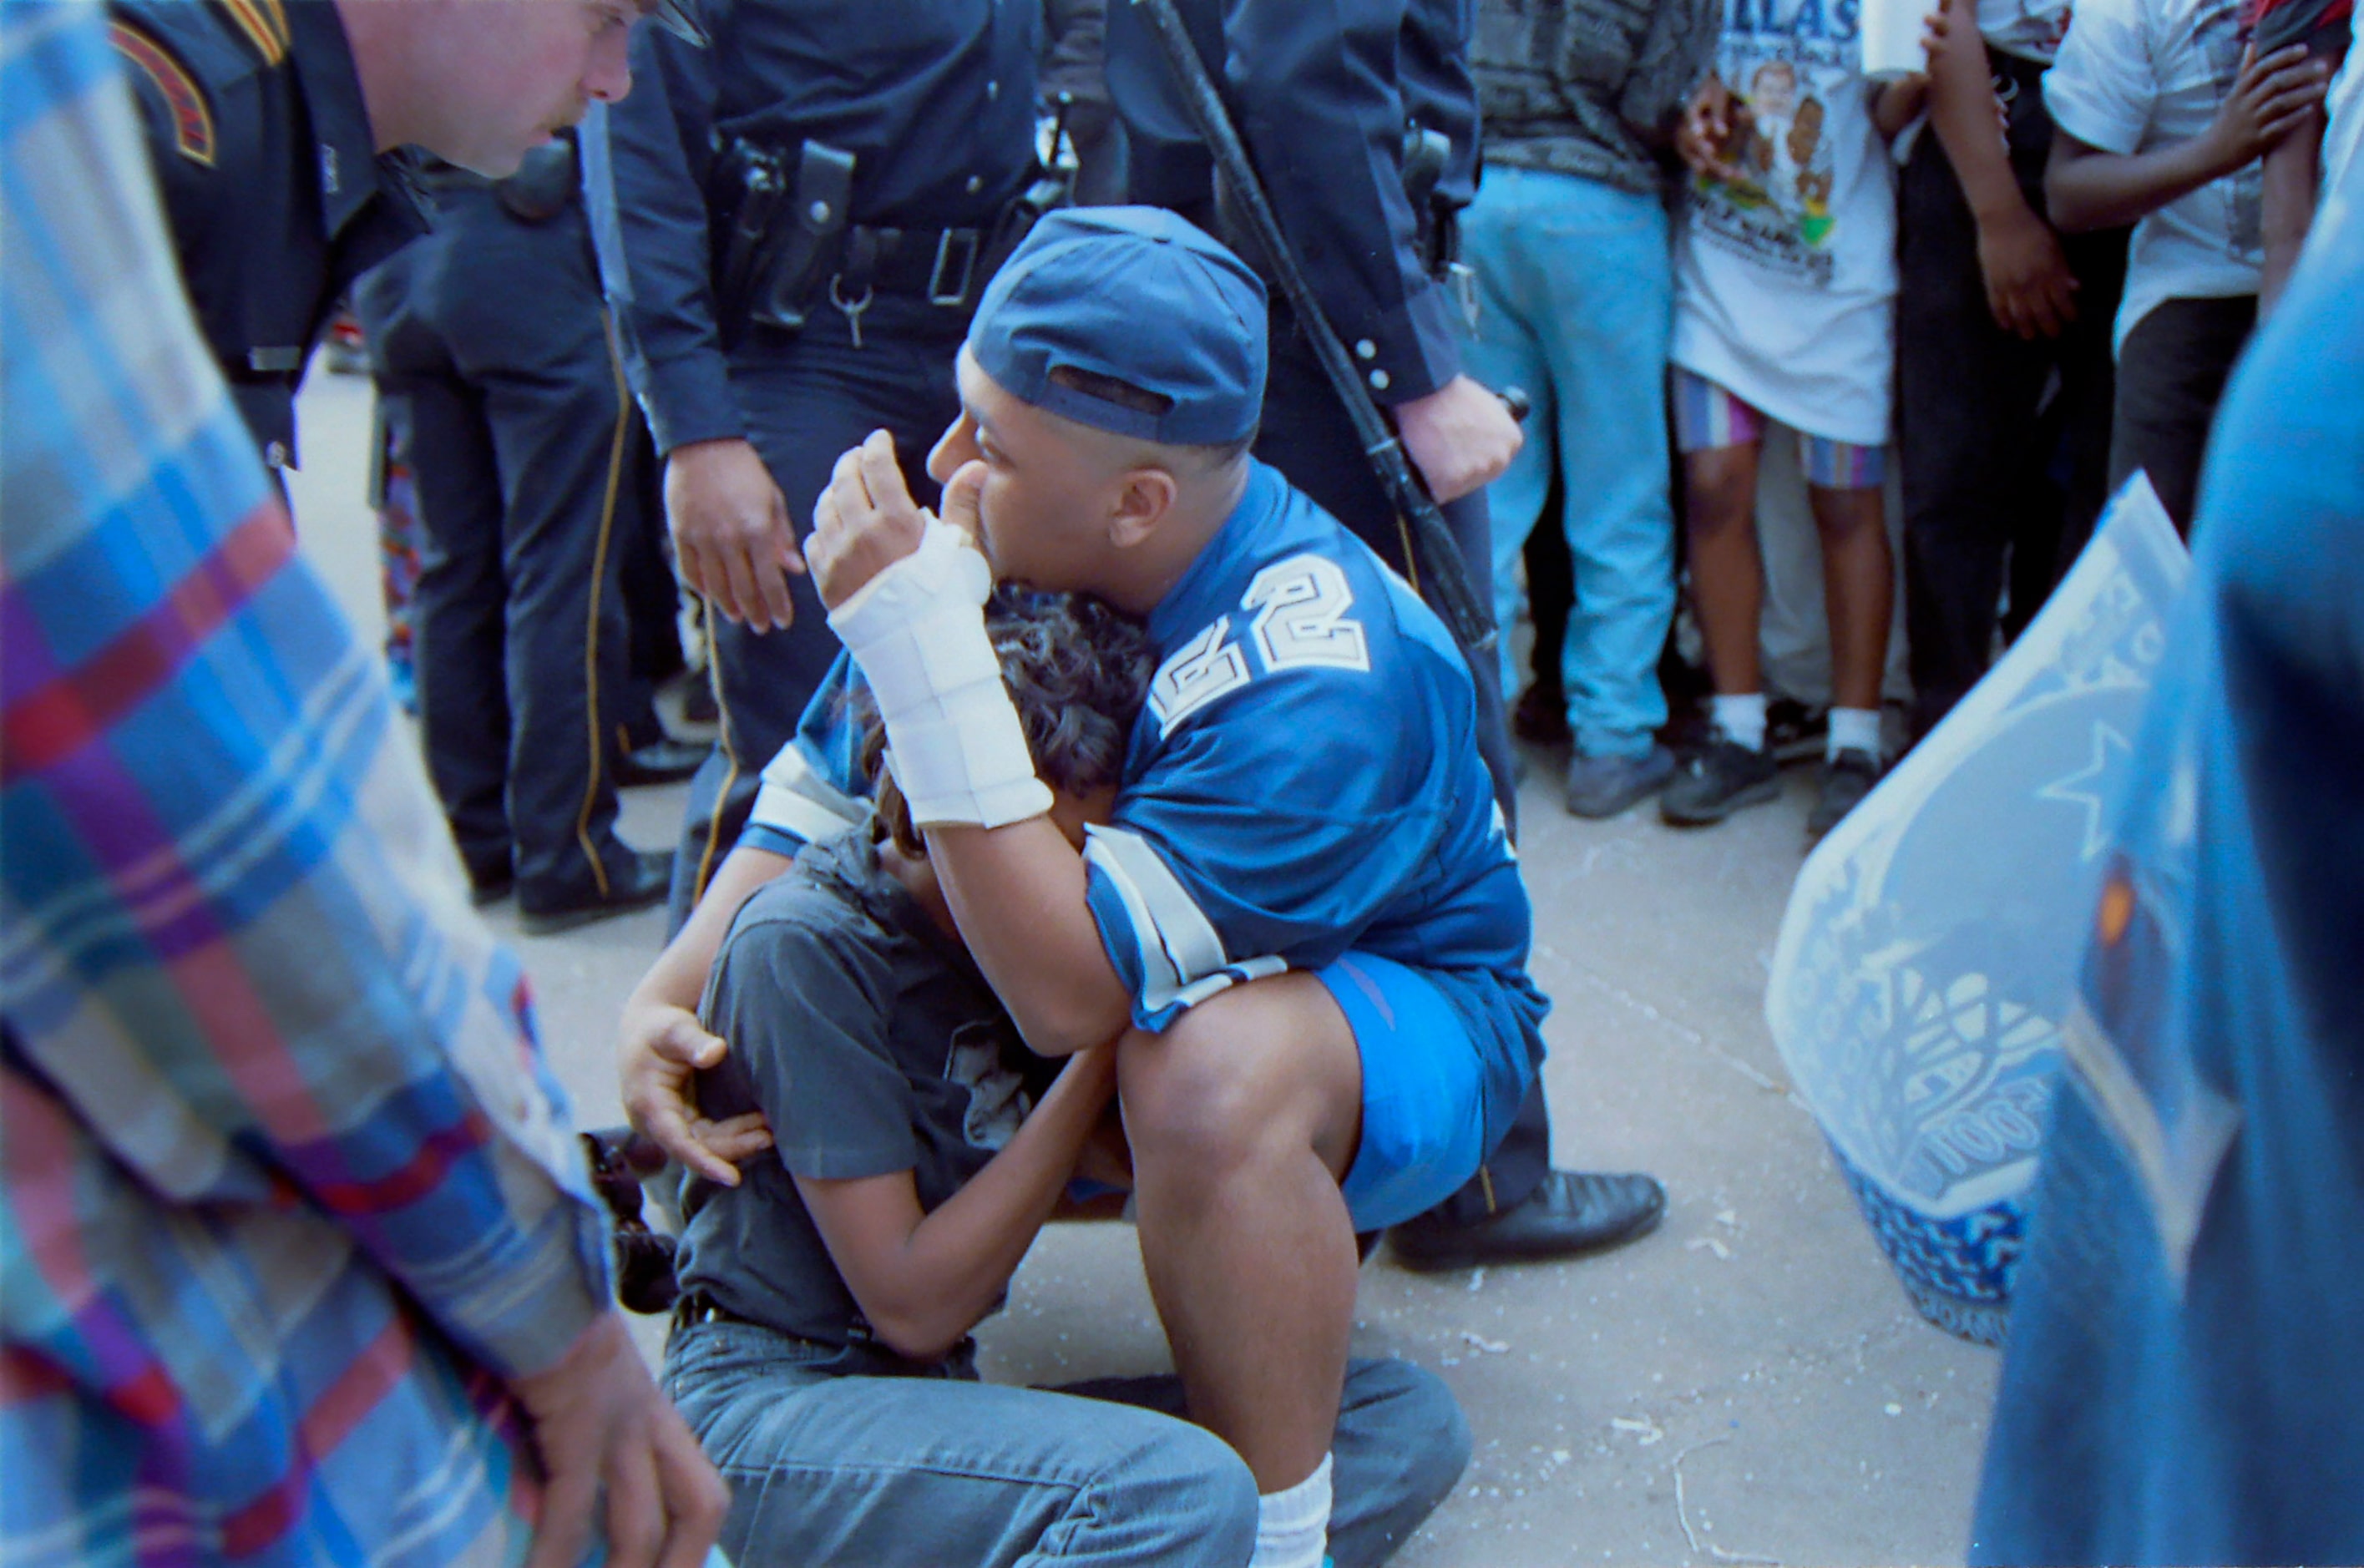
[{"x1": 108, "y1": 0, "x2": 423, "y2": 469}]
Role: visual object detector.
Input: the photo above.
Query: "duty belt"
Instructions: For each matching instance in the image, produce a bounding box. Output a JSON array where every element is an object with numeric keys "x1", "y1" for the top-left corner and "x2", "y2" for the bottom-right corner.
[{"x1": 838, "y1": 222, "x2": 987, "y2": 308}]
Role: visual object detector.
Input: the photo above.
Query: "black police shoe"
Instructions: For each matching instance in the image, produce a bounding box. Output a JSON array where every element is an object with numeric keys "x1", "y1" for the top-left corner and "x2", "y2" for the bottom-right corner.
[
  {"x1": 518, "y1": 848, "x2": 673, "y2": 937},
  {"x1": 615, "y1": 737, "x2": 708, "y2": 787},
  {"x1": 1389, "y1": 1170, "x2": 1667, "y2": 1272},
  {"x1": 1511, "y1": 678, "x2": 1572, "y2": 746},
  {"x1": 463, "y1": 850, "x2": 515, "y2": 908}
]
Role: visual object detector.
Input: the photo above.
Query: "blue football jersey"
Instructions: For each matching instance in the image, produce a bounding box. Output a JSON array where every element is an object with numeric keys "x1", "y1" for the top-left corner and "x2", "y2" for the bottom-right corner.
[{"x1": 1083, "y1": 462, "x2": 1548, "y2": 1080}]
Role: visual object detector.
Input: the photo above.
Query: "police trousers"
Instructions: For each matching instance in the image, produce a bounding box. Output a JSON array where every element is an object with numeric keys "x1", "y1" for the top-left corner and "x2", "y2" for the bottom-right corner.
[{"x1": 357, "y1": 189, "x2": 652, "y2": 898}]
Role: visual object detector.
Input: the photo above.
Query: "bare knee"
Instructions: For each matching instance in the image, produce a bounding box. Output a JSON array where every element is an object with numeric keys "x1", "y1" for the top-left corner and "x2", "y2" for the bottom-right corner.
[
  {"x1": 1116, "y1": 979, "x2": 1357, "y2": 1182},
  {"x1": 1809, "y1": 484, "x2": 1886, "y2": 545},
  {"x1": 1683, "y1": 447, "x2": 1759, "y2": 538},
  {"x1": 1118, "y1": 1011, "x2": 1285, "y2": 1179}
]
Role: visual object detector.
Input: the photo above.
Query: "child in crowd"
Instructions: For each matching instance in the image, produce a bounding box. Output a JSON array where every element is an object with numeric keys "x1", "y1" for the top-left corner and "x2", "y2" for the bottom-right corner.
[
  {"x1": 661, "y1": 589, "x2": 1469, "y2": 1568},
  {"x1": 1663, "y1": 3, "x2": 1926, "y2": 843},
  {"x1": 2042, "y1": 0, "x2": 2331, "y2": 532},
  {"x1": 1899, "y1": 0, "x2": 2131, "y2": 741}
]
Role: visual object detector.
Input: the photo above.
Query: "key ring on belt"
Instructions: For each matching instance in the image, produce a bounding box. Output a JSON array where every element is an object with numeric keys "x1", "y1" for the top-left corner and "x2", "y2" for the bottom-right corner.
[{"x1": 828, "y1": 273, "x2": 874, "y2": 348}]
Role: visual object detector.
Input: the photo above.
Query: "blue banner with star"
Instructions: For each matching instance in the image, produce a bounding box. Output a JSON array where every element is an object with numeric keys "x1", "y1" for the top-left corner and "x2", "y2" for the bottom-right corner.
[{"x1": 1765, "y1": 477, "x2": 2189, "y2": 1340}]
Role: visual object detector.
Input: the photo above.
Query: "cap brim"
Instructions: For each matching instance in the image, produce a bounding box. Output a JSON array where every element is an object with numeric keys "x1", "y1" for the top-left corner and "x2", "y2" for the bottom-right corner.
[{"x1": 649, "y1": 0, "x2": 708, "y2": 47}]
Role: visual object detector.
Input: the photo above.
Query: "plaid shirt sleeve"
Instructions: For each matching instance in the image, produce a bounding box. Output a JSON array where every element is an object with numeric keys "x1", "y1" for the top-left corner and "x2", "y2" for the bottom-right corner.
[{"x1": 1, "y1": 6, "x2": 612, "y2": 1559}]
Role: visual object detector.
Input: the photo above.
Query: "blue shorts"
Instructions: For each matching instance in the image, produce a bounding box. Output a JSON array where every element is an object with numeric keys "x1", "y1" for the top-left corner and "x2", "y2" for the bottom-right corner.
[{"x1": 1317, "y1": 953, "x2": 1495, "y2": 1232}]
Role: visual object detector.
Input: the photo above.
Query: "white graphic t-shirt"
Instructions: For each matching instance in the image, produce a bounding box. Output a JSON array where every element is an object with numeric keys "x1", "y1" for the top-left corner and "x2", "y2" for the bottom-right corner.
[
  {"x1": 1673, "y1": 2, "x2": 1900, "y2": 447},
  {"x1": 1980, "y1": 0, "x2": 2077, "y2": 62},
  {"x1": 2043, "y1": 0, "x2": 2262, "y2": 350}
]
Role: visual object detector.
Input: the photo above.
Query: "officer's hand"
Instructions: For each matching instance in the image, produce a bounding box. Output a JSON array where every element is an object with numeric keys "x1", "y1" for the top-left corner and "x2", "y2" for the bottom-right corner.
[
  {"x1": 619, "y1": 999, "x2": 772, "y2": 1187},
  {"x1": 514, "y1": 1312, "x2": 729, "y2": 1568},
  {"x1": 807, "y1": 430, "x2": 936, "y2": 610},
  {"x1": 1394, "y1": 375, "x2": 1523, "y2": 503},
  {"x1": 665, "y1": 438, "x2": 806, "y2": 633}
]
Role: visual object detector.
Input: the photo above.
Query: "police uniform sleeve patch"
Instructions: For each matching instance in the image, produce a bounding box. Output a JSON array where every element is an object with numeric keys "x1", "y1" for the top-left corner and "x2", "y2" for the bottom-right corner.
[
  {"x1": 211, "y1": 0, "x2": 291, "y2": 66},
  {"x1": 107, "y1": 20, "x2": 216, "y2": 166}
]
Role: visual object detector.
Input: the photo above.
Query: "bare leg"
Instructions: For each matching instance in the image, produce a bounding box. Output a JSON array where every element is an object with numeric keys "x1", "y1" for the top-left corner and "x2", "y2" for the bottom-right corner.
[
  {"x1": 1120, "y1": 974, "x2": 1365, "y2": 1490},
  {"x1": 1807, "y1": 483, "x2": 1893, "y2": 713},
  {"x1": 1681, "y1": 443, "x2": 1765, "y2": 696}
]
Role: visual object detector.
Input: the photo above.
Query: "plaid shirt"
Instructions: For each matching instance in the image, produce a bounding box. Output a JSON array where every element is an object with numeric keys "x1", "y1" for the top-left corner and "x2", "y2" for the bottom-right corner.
[{"x1": 0, "y1": 7, "x2": 612, "y2": 1564}]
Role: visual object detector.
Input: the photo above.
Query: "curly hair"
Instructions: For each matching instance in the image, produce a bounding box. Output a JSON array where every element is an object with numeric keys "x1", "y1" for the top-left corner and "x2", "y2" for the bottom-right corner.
[{"x1": 857, "y1": 588, "x2": 1156, "y2": 856}]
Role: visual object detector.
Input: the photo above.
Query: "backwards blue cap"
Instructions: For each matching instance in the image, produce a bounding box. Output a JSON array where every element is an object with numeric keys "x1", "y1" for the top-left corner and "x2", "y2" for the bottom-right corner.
[{"x1": 969, "y1": 206, "x2": 1268, "y2": 447}]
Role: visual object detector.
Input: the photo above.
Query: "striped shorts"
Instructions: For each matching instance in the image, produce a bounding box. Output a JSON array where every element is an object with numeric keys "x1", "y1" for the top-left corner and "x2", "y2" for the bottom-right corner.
[{"x1": 1671, "y1": 367, "x2": 1886, "y2": 490}]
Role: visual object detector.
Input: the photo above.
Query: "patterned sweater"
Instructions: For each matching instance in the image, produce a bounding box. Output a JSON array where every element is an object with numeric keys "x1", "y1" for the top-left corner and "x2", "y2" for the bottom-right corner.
[{"x1": 1473, "y1": 0, "x2": 1722, "y2": 194}]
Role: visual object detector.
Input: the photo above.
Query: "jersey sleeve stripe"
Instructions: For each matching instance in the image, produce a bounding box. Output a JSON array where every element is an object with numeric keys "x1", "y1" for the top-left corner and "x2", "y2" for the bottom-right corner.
[
  {"x1": 1084, "y1": 825, "x2": 1233, "y2": 1014},
  {"x1": 750, "y1": 745, "x2": 865, "y2": 847}
]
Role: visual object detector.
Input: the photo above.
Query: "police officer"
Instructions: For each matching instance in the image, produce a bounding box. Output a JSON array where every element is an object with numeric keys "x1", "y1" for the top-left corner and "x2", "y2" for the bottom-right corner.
[
  {"x1": 352, "y1": 139, "x2": 690, "y2": 933},
  {"x1": 1105, "y1": 0, "x2": 1669, "y2": 1272},
  {"x1": 585, "y1": 0, "x2": 1044, "y2": 924},
  {"x1": 105, "y1": 0, "x2": 706, "y2": 478}
]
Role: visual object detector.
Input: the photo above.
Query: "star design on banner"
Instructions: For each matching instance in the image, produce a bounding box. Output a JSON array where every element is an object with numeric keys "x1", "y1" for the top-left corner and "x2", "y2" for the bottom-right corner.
[{"x1": 2037, "y1": 721, "x2": 2134, "y2": 861}]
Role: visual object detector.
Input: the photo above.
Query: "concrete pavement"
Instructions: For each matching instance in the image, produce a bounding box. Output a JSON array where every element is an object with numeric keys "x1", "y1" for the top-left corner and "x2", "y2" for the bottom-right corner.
[{"x1": 286, "y1": 362, "x2": 1998, "y2": 1568}]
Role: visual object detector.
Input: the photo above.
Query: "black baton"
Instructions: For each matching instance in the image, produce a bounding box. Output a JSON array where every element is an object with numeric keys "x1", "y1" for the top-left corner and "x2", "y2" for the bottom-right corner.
[{"x1": 1130, "y1": 0, "x2": 1497, "y2": 656}]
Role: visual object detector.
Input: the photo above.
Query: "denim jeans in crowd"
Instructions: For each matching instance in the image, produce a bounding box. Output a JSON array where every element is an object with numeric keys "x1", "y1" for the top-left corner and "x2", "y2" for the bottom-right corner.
[
  {"x1": 1460, "y1": 163, "x2": 1676, "y2": 760},
  {"x1": 665, "y1": 1318, "x2": 1470, "y2": 1568}
]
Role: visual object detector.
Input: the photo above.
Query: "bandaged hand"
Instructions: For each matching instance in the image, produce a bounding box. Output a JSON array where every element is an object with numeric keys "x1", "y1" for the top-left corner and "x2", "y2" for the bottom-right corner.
[{"x1": 815, "y1": 435, "x2": 1050, "y2": 830}]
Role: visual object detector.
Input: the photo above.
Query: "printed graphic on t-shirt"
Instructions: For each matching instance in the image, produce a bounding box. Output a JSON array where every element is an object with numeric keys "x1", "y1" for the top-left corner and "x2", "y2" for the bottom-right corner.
[{"x1": 1693, "y1": 8, "x2": 1861, "y2": 286}]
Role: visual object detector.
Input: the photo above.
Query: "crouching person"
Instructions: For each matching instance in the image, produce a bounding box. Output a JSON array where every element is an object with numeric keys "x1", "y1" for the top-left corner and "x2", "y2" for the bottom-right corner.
[{"x1": 662, "y1": 589, "x2": 1470, "y2": 1568}]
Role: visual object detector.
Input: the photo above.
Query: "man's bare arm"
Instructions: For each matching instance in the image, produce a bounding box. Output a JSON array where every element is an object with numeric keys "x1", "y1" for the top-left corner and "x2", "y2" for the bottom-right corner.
[{"x1": 2047, "y1": 43, "x2": 2328, "y2": 232}]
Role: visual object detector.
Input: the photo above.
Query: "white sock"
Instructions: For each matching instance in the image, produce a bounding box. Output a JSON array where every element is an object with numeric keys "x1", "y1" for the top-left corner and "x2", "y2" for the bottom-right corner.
[
  {"x1": 1248, "y1": 1454, "x2": 1332, "y2": 1568},
  {"x1": 1710, "y1": 692, "x2": 1768, "y2": 753},
  {"x1": 1827, "y1": 706, "x2": 1882, "y2": 761}
]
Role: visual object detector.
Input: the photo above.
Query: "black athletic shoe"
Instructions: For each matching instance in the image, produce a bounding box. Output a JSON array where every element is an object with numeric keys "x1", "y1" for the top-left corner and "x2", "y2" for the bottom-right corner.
[
  {"x1": 1805, "y1": 748, "x2": 1881, "y2": 845},
  {"x1": 1659, "y1": 736, "x2": 1779, "y2": 825}
]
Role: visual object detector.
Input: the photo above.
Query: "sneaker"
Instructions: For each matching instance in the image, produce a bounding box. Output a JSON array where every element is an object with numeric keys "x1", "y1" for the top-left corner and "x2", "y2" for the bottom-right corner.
[
  {"x1": 1659, "y1": 736, "x2": 1779, "y2": 826},
  {"x1": 1764, "y1": 697, "x2": 1829, "y2": 765},
  {"x1": 1564, "y1": 744, "x2": 1676, "y2": 819},
  {"x1": 1805, "y1": 748, "x2": 1881, "y2": 845}
]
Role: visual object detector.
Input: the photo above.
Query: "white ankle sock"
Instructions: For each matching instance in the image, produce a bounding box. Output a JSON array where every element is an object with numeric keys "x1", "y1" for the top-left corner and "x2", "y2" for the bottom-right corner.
[
  {"x1": 1710, "y1": 692, "x2": 1768, "y2": 752},
  {"x1": 1827, "y1": 706, "x2": 1882, "y2": 761},
  {"x1": 1248, "y1": 1454, "x2": 1332, "y2": 1568}
]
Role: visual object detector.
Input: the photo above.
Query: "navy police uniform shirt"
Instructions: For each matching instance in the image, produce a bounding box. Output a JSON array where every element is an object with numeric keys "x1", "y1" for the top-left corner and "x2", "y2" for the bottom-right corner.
[
  {"x1": 586, "y1": 0, "x2": 1041, "y2": 457},
  {"x1": 1083, "y1": 461, "x2": 1546, "y2": 1115},
  {"x1": 1105, "y1": 0, "x2": 1481, "y2": 407},
  {"x1": 107, "y1": 0, "x2": 423, "y2": 469}
]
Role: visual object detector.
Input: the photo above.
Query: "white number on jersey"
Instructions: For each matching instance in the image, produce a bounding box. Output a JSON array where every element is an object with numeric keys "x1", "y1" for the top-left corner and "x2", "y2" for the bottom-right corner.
[
  {"x1": 1244, "y1": 555, "x2": 1370, "y2": 674},
  {"x1": 1148, "y1": 614, "x2": 1254, "y2": 733},
  {"x1": 1147, "y1": 558, "x2": 1372, "y2": 736}
]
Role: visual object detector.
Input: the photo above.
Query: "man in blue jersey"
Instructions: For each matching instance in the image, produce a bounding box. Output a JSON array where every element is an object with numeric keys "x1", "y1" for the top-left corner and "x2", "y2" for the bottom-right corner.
[{"x1": 800, "y1": 205, "x2": 1545, "y2": 1568}]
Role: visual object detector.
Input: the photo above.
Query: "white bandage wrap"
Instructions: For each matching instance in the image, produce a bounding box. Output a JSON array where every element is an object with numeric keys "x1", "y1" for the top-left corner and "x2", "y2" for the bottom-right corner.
[{"x1": 825, "y1": 521, "x2": 1051, "y2": 829}]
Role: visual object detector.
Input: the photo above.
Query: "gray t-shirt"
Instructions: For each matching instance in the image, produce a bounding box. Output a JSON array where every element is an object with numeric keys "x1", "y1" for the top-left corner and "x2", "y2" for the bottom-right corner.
[{"x1": 672, "y1": 832, "x2": 1046, "y2": 1361}]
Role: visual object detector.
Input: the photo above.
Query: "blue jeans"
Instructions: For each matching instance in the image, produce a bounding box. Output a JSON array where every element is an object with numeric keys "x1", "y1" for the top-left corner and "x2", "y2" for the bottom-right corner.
[
  {"x1": 1460, "y1": 165, "x2": 1677, "y2": 758},
  {"x1": 665, "y1": 1320, "x2": 1470, "y2": 1568}
]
